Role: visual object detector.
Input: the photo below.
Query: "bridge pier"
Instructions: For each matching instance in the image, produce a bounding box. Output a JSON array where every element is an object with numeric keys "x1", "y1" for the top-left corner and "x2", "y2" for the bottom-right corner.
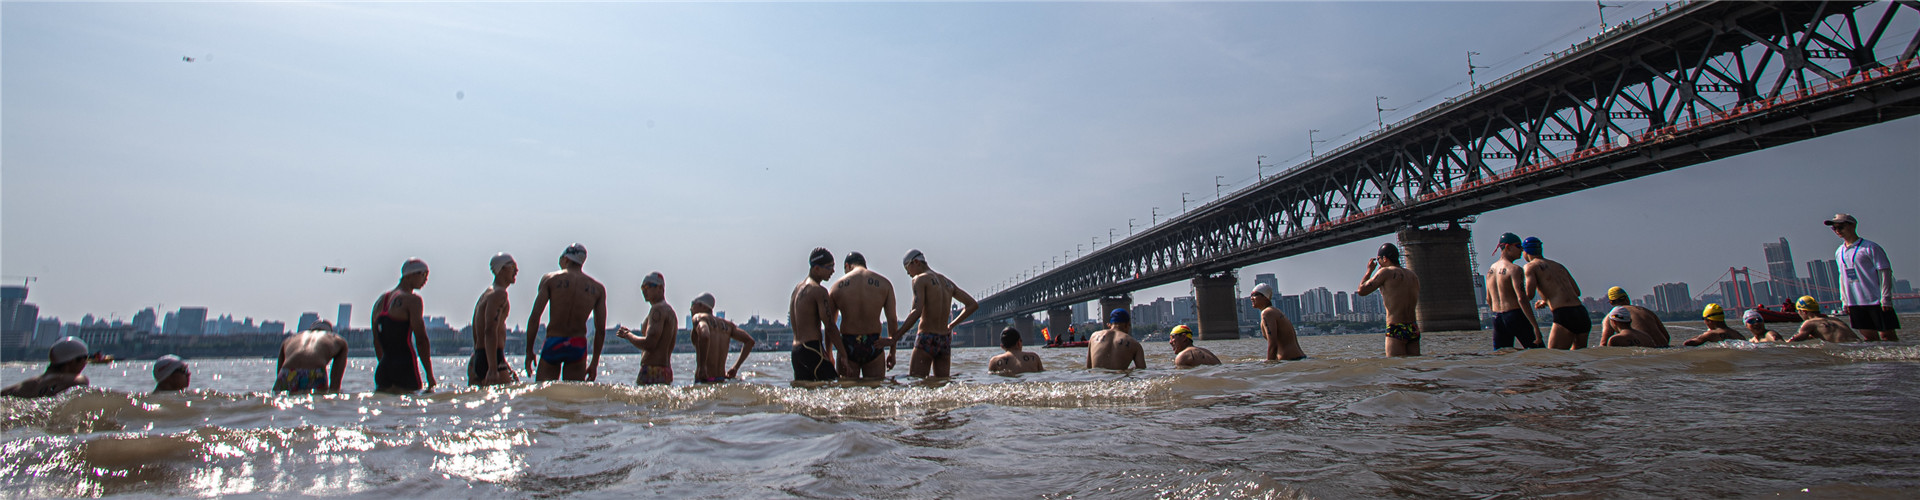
[
  {"x1": 1192, "y1": 272, "x2": 1242, "y2": 340},
  {"x1": 1047, "y1": 307, "x2": 1072, "y2": 344},
  {"x1": 1398, "y1": 225, "x2": 1481, "y2": 332},
  {"x1": 1013, "y1": 315, "x2": 1035, "y2": 347},
  {"x1": 1098, "y1": 294, "x2": 1132, "y2": 326}
]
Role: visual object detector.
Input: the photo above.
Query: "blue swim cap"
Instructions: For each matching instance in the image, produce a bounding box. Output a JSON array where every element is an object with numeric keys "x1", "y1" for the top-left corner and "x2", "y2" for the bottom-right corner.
[
  {"x1": 1109, "y1": 308, "x2": 1131, "y2": 324},
  {"x1": 1521, "y1": 237, "x2": 1543, "y2": 256}
]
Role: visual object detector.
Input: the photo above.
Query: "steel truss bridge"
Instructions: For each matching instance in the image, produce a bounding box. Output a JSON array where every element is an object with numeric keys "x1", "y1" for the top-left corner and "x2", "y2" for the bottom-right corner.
[{"x1": 978, "y1": 0, "x2": 1920, "y2": 323}]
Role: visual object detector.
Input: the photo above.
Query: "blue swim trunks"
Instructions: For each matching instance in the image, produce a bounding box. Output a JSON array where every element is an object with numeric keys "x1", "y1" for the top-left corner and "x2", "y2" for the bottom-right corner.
[{"x1": 541, "y1": 336, "x2": 588, "y2": 364}]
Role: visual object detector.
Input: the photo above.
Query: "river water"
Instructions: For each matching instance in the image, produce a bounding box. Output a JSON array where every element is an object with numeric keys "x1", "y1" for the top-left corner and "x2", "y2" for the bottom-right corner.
[{"x1": 4, "y1": 323, "x2": 1918, "y2": 498}]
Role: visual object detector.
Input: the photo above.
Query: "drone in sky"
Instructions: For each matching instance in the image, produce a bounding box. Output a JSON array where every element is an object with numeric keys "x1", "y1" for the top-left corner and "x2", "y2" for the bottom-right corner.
[{"x1": 323, "y1": 266, "x2": 347, "y2": 274}]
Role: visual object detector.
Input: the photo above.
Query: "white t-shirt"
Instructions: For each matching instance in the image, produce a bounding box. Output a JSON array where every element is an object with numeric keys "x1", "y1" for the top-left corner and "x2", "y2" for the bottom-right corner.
[{"x1": 1835, "y1": 238, "x2": 1893, "y2": 306}]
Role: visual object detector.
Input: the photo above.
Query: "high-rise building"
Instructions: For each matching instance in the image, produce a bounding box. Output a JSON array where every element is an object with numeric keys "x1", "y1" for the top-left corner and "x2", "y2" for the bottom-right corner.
[
  {"x1": 1172, "y1": 296, "x2": 1197, "y2": 325},
  {"x1": 1276, "y1": 295, "x2": 1303, "y2": 322},
  {"x1": 132, "y1": 308, "x2": 158, "y2": 334},
  {"x1": 1764, "y1": 238, "x2": 1803, "y2": 300},
  {"x1": 1, "y1": 286, "x2": 37, "y2": 358},
  {"x1": 1073, "y1": 302, "x2": 1089, "y2": 323},
  {"x1": 1652, "y1": 282, "x2": 1692, "y2": 313},
  {"x1": 1897, "y1": 279, "x2": 1914, "y2": 295},
  {"x1": 336, "y1": 303, "x2": 353, "y2": 332},
  {"x1": 1806, "y1": 259, "x2": 1841, "y2": 304},
  {"x1": 174, "y1": 307, "x2": 208, "y2": 336},
  {"x1": 260, "y1": 320, "x2": 286, "y2": 335},
  {"x1": 297, "y1": 312, "x2": 320, "y2": 332},
  {"x1": 1335, "y1": 291, "x2": 1351, "y2": 315},
  {"x1": 1750, "y1": 282, "x2": 1777, "y2": 307}
]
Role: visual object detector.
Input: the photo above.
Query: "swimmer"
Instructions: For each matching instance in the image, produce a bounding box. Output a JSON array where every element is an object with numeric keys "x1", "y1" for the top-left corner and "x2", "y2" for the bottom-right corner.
[
  {"x1": 688, "y1": 293, "x2": 756, "y2": 383},
  {"x1": 372, "y1": 258, "x2": 436, "y2": 392},
  {"x1": 1788, "y1": 295, "x2": 1861, "y2": 343},
  {"x1": 898, "y1": 249, "x2": 979, "y2": 378},
  {"x1": 1169, "y1": 325, "x2": 1220, "y2": 368},
  {"x1": 1681, "y1": 303, "x2": 1748, "y2": 346},
  {"x1": 468, "y1": 253, "x2": 519, "y2": 387},
  {"x1": 1486, "y1": 232, "x2": 1543, "y2": 349},
  {"x1": 1742, "y1": 309, "x2": 1785, "y2": 343},
  {"x1": 525, "y1": 244, "x2": 608, "y2": 382},
  {"x1": 1601, "y1": 306, "x2": 1657, "y2": 347},
  {"x1": 988, "y1": 327, "x2": 1045, "y2": 374},
  {"x1": 1601, "y1": 287, "x2": 1672, "y2": 347},
  {"x1": 829, "y1": 252, "x2": 899, "y2": 379},
  {"x1": 0, "y1": 337, "x2": 91, "y2": 398},
  {"x1": 615, "y1": 272, "x2": 679, "y2": 385},
  {"x1": 276, "y1": 320, "x2": 348, "y2": 393},
  {"x1": 786, "y1": 249, "x2": 839, "y2": 382},
  {"x1": 1519, "y1": 238, "x2": 1590, "y2": 350},
  {"x1": 1088, "y1": 308, "x2": 1147, "y2": 370},
  {"x1": 1251, "y1": 283, "x2": 1305, "y2": 360},
  {"x1": 1359, "y1": 242, "x2": 1422, "y2": 356},
  {"x1": 152, "y1": 355, "x2": 190, "y2": 393}
]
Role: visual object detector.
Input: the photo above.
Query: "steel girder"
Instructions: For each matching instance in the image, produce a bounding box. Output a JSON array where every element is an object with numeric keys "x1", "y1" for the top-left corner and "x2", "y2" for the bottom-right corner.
[{"x1": 980, "y1": 0, "x2": 1920, "y2": 321}]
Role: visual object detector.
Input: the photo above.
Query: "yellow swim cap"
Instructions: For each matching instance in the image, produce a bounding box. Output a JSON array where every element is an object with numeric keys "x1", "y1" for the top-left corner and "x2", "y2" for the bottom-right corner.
[
  {"x1": 1795, "y1": 295, "x2": 1820, "y2": 312},
  {"x1": 1702, "y1": 303, "x2": 1724, "y2": 321},
  {"x1": 1170, "y1": 325, "x2": 1194, "y2": 339},
  {"x1": 1607, "y1": 287, "x2": 1628, "y2": 301}
]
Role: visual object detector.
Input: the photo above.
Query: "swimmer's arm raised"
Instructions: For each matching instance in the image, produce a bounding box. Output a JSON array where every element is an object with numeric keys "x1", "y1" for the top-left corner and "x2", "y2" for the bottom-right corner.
[{"x1": 1357, "y1": 259, "x2": 1386, "y2": 296}]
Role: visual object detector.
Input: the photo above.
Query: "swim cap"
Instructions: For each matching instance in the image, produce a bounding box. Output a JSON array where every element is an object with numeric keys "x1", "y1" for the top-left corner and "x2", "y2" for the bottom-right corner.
[
  {"x1": 1743, "y1": 309, "x2": 1765, "y2": 325},
  {"x1": 1607, "y1": 306, "x2": 1632, "y2": 325},
  {"x1": 153, "y1": 355, "x2": 187, "y2": 382},
  {"x1": 642, "y1": 272, "x2": 665, "y2": 288},
  {"x1": 692, "y1": 293, "x2": 716, "y2": 310},
  {"x1": 1494, "y1": 232, "x2": 1522, "y2": 255},
  {"x1": 1795, "y1": 295, "x2": 1820, "y2": 312},
  {"x1": 1001, "y1": 327, "x2": 1021, "y2": 348},
  {"x1": 562, "y1": 243, "x2": 588, "y2": 264},
  {"x1": 845, "y1": 252, "x2": 866, "y2": 266},
  {"x1": 1377, "y1": 243, "x2": 1400, "y2": 261},
  {"x1": 809, "y1": 248, "x2": 834, "y2": 267},
  {"x1": 309, "y1": 320, "x2": 334, "y2": 332},
  {"x1": 1109, "y1": 308, "x2": 1131, "y2": 324},
  {"x1": 1170, "y1": 325, "x2": 1194, "y2": 340},
  {"x1": 401, "y1": 258, "x2": 429, "y2": 276},
  {"x1": 1607, "y1": 286, "x2": 1629, "y2": 301},
  {"x1": 49, "y1": 337, "x2": 88, "y2": 365},
  {"x1": 903, "y1": 249, "x2": 926, "y2": 266},
  {"x1": 1521, "y1": 237, "x2": 1544, "y2": 256},
  {"x1": 1702, "y1": 303, "x2": 1724, "y2": 321},
  {"x1": 489, "y1": 253, "x2": 515, "y2": 274},
  {"x1": 1250, "y1": 283, "x2": 1274, "y2": 299}
]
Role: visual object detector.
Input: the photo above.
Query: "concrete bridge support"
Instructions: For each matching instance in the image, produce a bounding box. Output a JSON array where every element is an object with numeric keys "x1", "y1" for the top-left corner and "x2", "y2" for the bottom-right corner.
[
  {"x1": 1047, "y1": 307, "x2": 1072, "y2": 344},
  {"x1": 1013, "y1": 315, "x2": 1036, "y2": 346},
  {"x1": 1098, "y1": 294, "x2": 1132, "y2": 326},
  {"x1": 1192, "y1": 272, "x2": 1242, "y2": 340},
  {"x1": 1397, "y1": 225, "x2": 1481, "y2": 332}
]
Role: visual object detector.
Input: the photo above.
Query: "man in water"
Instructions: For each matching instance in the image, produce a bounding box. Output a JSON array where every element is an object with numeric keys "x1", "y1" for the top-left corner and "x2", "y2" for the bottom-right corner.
[
  {"x1": 1252, "y1": 283, "x2": 1305, "y2": 360},
  {"x1": 1682, "y1": 303, "x2": 1748, "y2": 346},
  {"x1": 1743, "y1": 309, "x2": 1785, "y2": 343},
  {"x1": 1169, "y1": 325, "x2": 1220, "y2": 368},
  {"x1": 1826, "y1": 214, "x2": 1901, "y2": 341},
  {"x1": 1789, "y1": 295, "x2": 1861, "y2": 343},
  {"x1": 688, "y1": 293, "x2": 756, "y2": 383},
  {"x1": 152, "y1": 355, "x2": 190, "y2": 393},
  {"x1": 1, "y1": 337, "x2": 91, "y2": 398},
  {"x1": 899, "y1": 249, "x2": 979, "y2": 378},
  {"x1": 525, "y1": 244, "x2": 608, "y2": 382},
  {"x1": 1519, "y1": 238, "x2": 1590, "y2": 350},
  {"x1": 1601, "y1": 306, "x2": 1657, "y2": 346},
  {"x1": 1359, "y1": 243, "x2": 1422, "y2": 357},
  {"x1": 614, "y1": 272, "x2": 678, "y2": 385},
  {"x1": 1088, "y1": 309, "x2": 1147, "y2": 370},
  {"x1": 830, "y1": 252, "x2": 899, "y2": 379},
  {"x1": 1486, "y1": 232, "x2": 1543, "y2": 349},
  {"x1": 277, "y1": 320, "x2": 349, "y2": 393},
  {"x1": 1601, "y1": 287, "x2": 1671, "y2": 347},
  {"x1": 988, "y1": 327, "x2": 1045, "y2": 374},
  {"x1": 469, "y1": 253, "x2": 519, "y2": 387},
  {"x1": 372, "y1": 258, "x2": 436, "y2": 392},
  {"x1": 787, "y1": 249, "x2": 840, "y2": 382}
]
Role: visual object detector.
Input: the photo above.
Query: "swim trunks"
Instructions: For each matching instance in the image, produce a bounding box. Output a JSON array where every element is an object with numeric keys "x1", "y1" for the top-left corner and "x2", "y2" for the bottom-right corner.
[
  {"x1": 636, "y1": 364, "x2": 672, "y2": 385},
  {"x1": 1846, "y1": 305, "x2": 1901, "y2": 331},
  {"x1": 278, "y1": 368, "x2": 328, "y2": 392},
  {"x1": 915, "y1": 331, "x2": 952, "y2": 359},
  {"x1": 1492, "y1": 310, "x2": 1541, "y2": 349},
  {"x1": 1551, "y1": 305, "x2": 1593, "y2": 336},
  {"x1": 696, "y1": 375, "x2": 727, "y2": 384},
  {"x1": 541, "y1": 336, "x2": 589, "y2": 364},
  {"x1": 792, "y1": 341, "x2": 838, "y2": 381},
  {"x1": 1386, "y1": 323, "x2": 1421, "y2": 341},
  {"x1": 467, "y1": 349, "x2": 507, "y2": 386},
  {"x1": 843, "y1": 334, "x2": 882, "y2": 367}
]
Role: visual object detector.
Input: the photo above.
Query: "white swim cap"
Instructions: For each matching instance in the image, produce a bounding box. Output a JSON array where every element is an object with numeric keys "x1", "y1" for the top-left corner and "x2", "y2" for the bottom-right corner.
[
  {"x1": 903, "y1": 249, "x2": 926, "y2": 265},
  {"x1": 50, "y1": 337, "x2": 88, "y2": 364},
  {"x1": 1251, "y1": 283, "x2": 1275, "y2": 299},
  {"x1": 153, "y1": 355, "x2": 187, "y2": 382},
  {"x1": 490, "y1": 253, "x2": 515, "y2": 274},
  {"x1": 309, "y1": 320, "x2": 334, "y2": 332},
  {"x1": 562, "y1": 243, "x2": 588, "y2": 264},
  {"x1": 642, "y1": 272, "x2": 665, "y2": 288},
  {"x1": 1607, "y1": 306, "x2": 1633, "y2": 325},
  {"x1": 692, "y1": 293, "x2": 716, "y2": 309},
  {"x1": 1743, "y1": 309, "x2": 1765, "y2": 324},
  {"x1": 401, "y1": 258, "x2": 429, "y2": 276}
]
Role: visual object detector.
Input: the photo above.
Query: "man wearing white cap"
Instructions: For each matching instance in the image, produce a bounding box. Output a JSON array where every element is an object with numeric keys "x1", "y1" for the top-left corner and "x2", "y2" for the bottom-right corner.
[
  {"x1": 1742, "y1": 309, "x2": 1785, "y2": 343},
  {"x1": 614, "y1": 271, "x2": 678, "y2": 385},
  {"x1": 1, "y1": 337, "x2": 91, "y2": 398},
  {"x1": 1600, "y1": 306, "x2": 1656, "y2": 347},
  {"x1": 688, "y1": 293, "x2": 756, "y2": 383},
  {"x1": 899, "y1": 249, "x2": 979, "y2": 378},
  {"x1": 829, "y1": 252, "x2": 900, "y2": 379},
  {"x1": 469, "y1": 253, "x2": 520, "y2": 387},
  {"x1": 372, "y1": 258, "x2": 436, "y2": 392},
  {"x1": 526, "y1": 243, "x2": 608, "y2": 382},
  {"x1": 1826, "y1": 213, "x2": 1901, "y2": 341},
  {"x1": 1251, "y1": 283, "x2": 1305, "y2": 361},
  {"x1": 278, "y1": 320, "x2": 349, "y2": 393},
  {"x1": 152, "y1": 355, "x2": 191, "y2": 393}
]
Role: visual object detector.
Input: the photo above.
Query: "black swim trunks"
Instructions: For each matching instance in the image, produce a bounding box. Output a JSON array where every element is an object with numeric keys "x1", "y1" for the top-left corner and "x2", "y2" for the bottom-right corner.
[
  {"x1": 792, "y1": 340, "x2": 838, "y2": 381},
  {"x1": 1846, "y1": 305, "x2": 1902, "y2": 331},
  {"x1": 915, "y1": 332, "x2": 952, "y2": 358},
  {"x1": 843, "y1": 334, "x2": 882, "y2": 367},
  {"x1": 1551, "y1": 305, "x2": 1593, "y2": 336},
  {"x1": 1492, "y1": 310, "x2": 1541, "y2": 349}
]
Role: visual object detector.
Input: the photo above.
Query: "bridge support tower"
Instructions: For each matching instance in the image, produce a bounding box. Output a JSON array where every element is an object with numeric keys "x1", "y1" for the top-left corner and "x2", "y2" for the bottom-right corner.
[
  {"x1": 1098, "y1": 294, "x2": 1132, "y2": 326},
  {"x1": 1397, "y1": 224, "x2": 1482, "y2": 332},
  {"x1": 1047, "y1": 307, "x2": 1072, "y2": 344},
  {"x1": 1013, "y1": 315, "x2": 1036, "y2": 346},
  {"x1": 1192, "y1": 272, "x2": 1242, "y2": 340}
]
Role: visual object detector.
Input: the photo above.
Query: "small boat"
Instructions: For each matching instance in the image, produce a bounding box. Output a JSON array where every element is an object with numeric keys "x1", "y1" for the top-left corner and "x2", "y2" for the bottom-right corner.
[
  {"x1": 87, "y1": 352, "x2": 115, "y2": 364},
  {"x1": 1042, "y1": 341, "x2": 1089, "y2": 348},
  {"x1": 1750, "y1": 304, "x2": 1802, "y2": 323}
]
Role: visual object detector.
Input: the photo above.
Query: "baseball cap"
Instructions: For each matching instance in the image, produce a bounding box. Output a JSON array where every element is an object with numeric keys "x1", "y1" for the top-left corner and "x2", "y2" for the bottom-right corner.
[
  {"x1": 1493, "y1": 232, "x2": 1522, "y2": 255},
  {"x1": 1795, "y1": 295, "x2": 1820, "y2": 312},
  {"x1": 489, "y1": 253, "x2": 515, "y2": 274},
  {"x1": 1607, "y1": 306, "x2": 1633, "y2": 325},
  {"x1": 642, "y1": 272, "x2": 665, "y2": 288},
  {"x1": 1607, "y1": 286, "x2": 1629, "y2": 301},
  {"x1": 561, "y1": 243, "x2": 588, "y2": 264},
  {"x1": 1823, "y1": 213, "x2": 1857, "y2": 226},
  {"x1": 1702, "y1": 303, "x2": 1724, "y2": 321},
  {"x1": 401, "y1": 258, "x2": 429, "y2": 277},
  {"x1": 49, "y1": 337, "x2": 88, "y2": 365},
  {"x1": 153, "y1": 355, "x2": 188, "y2": 382},
  {"x1": 1742, "y1": 309, "x2": 1765, "y2": 325},
  {"x1": 693, "y1": 293, "x2": 716, "y2": 309},
  {"x1": 1251, "y1": 283, "x2": 1275, "y2": 299},
  {"x1": 1109, "y1": 308, "x2": 1131, "y2": 324}
]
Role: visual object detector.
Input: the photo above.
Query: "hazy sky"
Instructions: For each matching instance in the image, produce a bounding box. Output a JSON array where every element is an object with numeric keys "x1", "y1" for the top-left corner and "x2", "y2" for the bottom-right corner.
[{"x1": 5, "y1": 2, "x2": 1916, "y2": 327}]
